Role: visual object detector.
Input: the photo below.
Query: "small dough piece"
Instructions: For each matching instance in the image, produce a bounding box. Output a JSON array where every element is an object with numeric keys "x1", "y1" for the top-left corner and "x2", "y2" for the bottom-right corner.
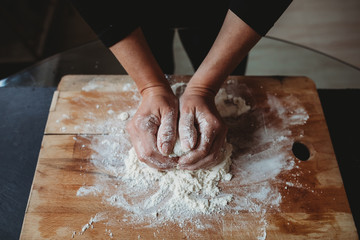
[
  {"x1": 117, "y1": 112, "x2": 130, "y2": 121},
  {"x1": 168, "y1": 139, "x2": 187, "y2": 158},
  {"x1": 215, "y1": 88, "x2": 250, "y2": 117}
]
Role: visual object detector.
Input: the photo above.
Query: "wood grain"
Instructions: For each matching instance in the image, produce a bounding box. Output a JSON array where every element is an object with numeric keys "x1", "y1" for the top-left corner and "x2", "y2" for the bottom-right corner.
[{"x1": 21, "y1": 75, "x2": 358, "y2": 239}]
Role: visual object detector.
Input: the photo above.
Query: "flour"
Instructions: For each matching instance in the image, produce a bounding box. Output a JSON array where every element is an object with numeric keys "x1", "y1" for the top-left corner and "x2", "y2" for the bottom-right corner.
[
  {"x1": 170, "y1": 138, "x2": 188, "y2": 157},
  {"x1": 113, "y1": 142, "x2": 233, "y2": 220},
  {"x1": 72, "y1": 80, "x2": 310, "y2": 239},
  {"x1": 81, "y1": 78, "x2": 104, "y2": 92},
  {"x1": 215, "y1": 88, "x2": 250, "y2": 117},
  {"x1": 78, "y1": 213, "x2": 106, "y2": 235},
  {"x1": 267, "y1": 94, "x2": 309, "y2": 125},
  {"x1": 117, "y1": 112, "x2": 129, "y2": 121}
]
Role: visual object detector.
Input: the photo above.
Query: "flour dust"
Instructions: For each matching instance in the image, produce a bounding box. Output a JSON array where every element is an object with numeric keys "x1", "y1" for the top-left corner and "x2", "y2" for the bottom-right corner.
[{"x1": 65, "y1": 79, "x2": 309, "y2": 239}]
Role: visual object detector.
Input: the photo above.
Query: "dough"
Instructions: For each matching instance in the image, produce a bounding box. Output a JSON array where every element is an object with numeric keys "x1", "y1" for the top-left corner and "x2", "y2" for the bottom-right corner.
[{"x1": 121, "y1": 141, "x2": 233, "y2": 216}]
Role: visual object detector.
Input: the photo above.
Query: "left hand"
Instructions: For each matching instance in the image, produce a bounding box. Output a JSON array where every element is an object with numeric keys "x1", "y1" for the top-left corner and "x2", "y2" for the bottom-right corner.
[
  {"x1": 126, "y1": 86, "x2": 179, "y2": 170},
  {"x1": 178, "y1": 86, "x2": 228, "y2": 170}
]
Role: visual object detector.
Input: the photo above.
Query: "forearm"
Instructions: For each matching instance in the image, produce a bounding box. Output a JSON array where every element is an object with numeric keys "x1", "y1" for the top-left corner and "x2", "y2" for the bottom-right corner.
[
  {"x1": 109, "y1": 27, "x2": 172, "y2": 96},
  {"x1": 187, "y1": 10, "x2": 261, "y2": 95}
]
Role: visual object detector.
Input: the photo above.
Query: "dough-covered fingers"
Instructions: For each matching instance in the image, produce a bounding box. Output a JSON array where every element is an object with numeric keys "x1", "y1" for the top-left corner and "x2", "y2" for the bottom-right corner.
[
  {"x1": 136, "y1": 142, "x2": 178, "y2": 170},
  {"x1": 180, "y1": 128, "x2": 227, "y2": 170},
  {"x1": 133, "y1": 114, "x2": 159, "y2": 134},
  {"x1": 157, "y1": 110, "x2": 178, "y2": 156},
  {"x1": 178, "y1": 90, "x2": 228, "y2": 170},
  {"x1": 128, "y1": 114, "x2": 177, "y2": 170},
  {"x1": 178, "y1": 113, "x2": 223, "y2": 168},
  {"x1": 126, "y1": 89, "x2": 180, "y2": 169},
  {"x1": 179, "y1": 113, "x2": 197, "y2": 152}
]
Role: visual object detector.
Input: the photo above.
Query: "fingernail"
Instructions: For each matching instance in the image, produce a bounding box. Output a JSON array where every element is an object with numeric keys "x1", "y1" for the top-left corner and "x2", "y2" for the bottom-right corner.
[{"x1": 161, "y1": 143, "x2": 171, "y2": 155}]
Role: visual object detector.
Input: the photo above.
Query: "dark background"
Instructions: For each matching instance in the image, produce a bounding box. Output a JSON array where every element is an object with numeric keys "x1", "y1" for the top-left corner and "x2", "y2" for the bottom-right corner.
[{"x1": 0, "y1": 0, "x2": 97, "y2": 80}]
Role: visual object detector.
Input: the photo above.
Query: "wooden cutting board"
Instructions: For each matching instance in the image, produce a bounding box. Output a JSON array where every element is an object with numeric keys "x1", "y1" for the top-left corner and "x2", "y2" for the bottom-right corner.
[{"x1": 21, "y1": 75, "x2": 358, "y2": 239}]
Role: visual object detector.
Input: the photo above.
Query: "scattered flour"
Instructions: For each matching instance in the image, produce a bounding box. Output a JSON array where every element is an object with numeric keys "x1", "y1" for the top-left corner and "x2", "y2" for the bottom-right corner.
[
  {"x1": 121, "y1": 82, "x2": 133, "y2": 91},
  {"x1": 112, "y1": 141, "x2": 233, "y2": 220},
  {"x1": 78, "y1": 213, "x2": 106, "y2": 235},
  {"x1": 72, "y1": 80, "x2": 310, "y2": 239},
  {"x1": 267, "y1": 94, "x2": 309, "y2": 125},
  {"x1": 81, "y1": 78, "x2": 104, "y2": 92}
]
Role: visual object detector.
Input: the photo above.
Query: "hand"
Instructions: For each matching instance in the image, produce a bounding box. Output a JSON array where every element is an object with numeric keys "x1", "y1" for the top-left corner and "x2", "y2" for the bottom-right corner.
[
  {"x1": 178, "y1": 86, "x2": 228, "y2": 170},
  {"x1": 127, "y1": 86, "x2": 179, "y2": 170}
]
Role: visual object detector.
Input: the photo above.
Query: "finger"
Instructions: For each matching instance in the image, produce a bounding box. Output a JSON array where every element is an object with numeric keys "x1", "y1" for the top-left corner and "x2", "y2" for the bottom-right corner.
[
  {"x1": 130, "y1": 115, "x2": 177, "y2": 169},
  {"x1": 134, "y1": 136, "x2": 178, "y2": 170},
  {"x1": 180, "y1": 131, "x2": 226, "y2": 170},
  {"x1": 179, "y1": 112, "x2": 197, "y2": 152},
  {"x1": 157, "y1": 110, "x2": 178, "y2": 156},
  {"x1": 178, "y1": 114, "x2": 216, "y2": 166},
  {"x1": 135, "y1": 114, "x2": 160, "y2": 134}
]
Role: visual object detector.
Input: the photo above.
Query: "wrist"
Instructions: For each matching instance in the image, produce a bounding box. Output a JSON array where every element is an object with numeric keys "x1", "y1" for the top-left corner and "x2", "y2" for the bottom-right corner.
[
  {"x1": 184, "y1": 83, "x2": 217, "y2": 99},
  {"x1": 185, "y1": 70, "x2": 227, "y2": 99},
  {"x1": 141, "y1": 84, "x2": 174, "y2": 98}
]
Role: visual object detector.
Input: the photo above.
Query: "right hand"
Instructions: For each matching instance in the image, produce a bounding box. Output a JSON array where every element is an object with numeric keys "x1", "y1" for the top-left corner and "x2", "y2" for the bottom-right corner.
[
  {"x1": 127, "y1": 86, "x2": 179, "y2": 170},
  {"x1": 177, "y1": 86, "x2": 228, "y2": 170}
]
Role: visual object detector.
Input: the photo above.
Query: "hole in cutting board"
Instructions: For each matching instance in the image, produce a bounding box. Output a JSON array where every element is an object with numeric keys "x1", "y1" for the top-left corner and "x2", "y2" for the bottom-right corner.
[{"x1": 292, "y1": 141, "x2": 310, "y2": 161}]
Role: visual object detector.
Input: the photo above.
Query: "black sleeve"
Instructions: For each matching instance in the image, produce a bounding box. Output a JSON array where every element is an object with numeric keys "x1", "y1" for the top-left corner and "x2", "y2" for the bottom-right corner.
[
  {"x1": 229, "y1": 0, "x2": 292, "y2": 36},
  {"x1": 71, "y1": 0, "x2": 140, "y2": 47}
]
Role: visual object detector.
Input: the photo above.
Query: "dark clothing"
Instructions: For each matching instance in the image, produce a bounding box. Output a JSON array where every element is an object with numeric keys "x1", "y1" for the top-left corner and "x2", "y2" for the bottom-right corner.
[
  {"x1": 229, "y1": 0, "x2": 292, "y2": 36},
  {"x1": 72, "y1": 0, "x2": 292, "y2": 47},
  {"x1": 140, "y1": 24, "x2": 248, "y2": 74},
  {"x1": 71, "y1": 0, "x2": 291, "y2": 74}
]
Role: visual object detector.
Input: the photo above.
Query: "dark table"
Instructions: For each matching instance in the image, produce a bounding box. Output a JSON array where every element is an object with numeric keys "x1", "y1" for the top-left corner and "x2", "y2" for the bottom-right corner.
[
  {"x1": 0, "y1": 87, "x2": 55, "y2": 239},
  {"x1": 1, "y1": 38, "x2": 359, "y2": 239}
]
